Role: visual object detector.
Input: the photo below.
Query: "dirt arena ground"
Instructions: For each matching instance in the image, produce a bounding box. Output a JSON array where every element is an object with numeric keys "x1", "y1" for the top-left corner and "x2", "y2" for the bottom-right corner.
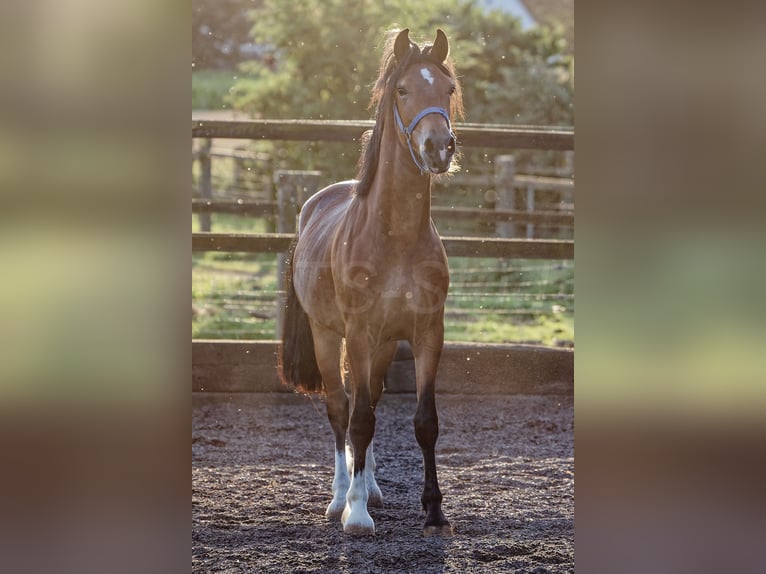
[{"x1": 193, "y1": 392, "x2": 573, "y2": 573}]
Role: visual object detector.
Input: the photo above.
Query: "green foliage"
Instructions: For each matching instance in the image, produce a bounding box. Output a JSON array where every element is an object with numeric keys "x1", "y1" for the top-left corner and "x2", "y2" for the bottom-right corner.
[
  {"x1": 231, "y1": 0, "x2": 573, "y2": 124},
  {"x1": 192, "y1": 70, "x2": 243, "y2": 109},
  {"x1": 226, "y1": 0, "x2": 574, "y2": 182},
  {"x1": 230, "y1": 0, "x2": 432, "y2": 120}
]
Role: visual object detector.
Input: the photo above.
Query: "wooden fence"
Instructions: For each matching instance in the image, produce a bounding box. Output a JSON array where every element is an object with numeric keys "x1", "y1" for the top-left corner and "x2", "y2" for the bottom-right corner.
[
  {"x1": 193, "y1": 340, "x2": 572, "y2": 395},
  {"x1": 191, "y1": 119, "x2": 574, "y2": 149},
  {"x1": 192, "y1": 119, "x2": 574, "y2": 394},
  {"x1": 191, "y1": 167, "x2": 574, "y2": 237},
  {"x1": 192, "y1": 136, "x2": 574, "y2": 239},
  {"x1": 191, "y1": 232, "x2": 574, "y2": 260}
]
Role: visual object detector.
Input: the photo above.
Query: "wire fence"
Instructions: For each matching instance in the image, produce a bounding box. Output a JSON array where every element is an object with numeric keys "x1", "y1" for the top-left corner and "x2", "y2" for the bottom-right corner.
[{"x1": 192, "y1": 254, "x2": 573, "y2": 345}]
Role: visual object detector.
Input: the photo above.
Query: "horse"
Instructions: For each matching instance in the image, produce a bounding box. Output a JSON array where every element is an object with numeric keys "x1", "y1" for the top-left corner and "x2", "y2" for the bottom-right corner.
[{"x1": 278, "y1": 28, "x2": 463, "y2": 537}]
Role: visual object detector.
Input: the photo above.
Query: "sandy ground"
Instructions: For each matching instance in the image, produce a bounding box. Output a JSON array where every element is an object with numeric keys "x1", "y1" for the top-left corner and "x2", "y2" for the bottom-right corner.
[{"x1": 192, "y1": 392, "x2": 573, "y2": 573}]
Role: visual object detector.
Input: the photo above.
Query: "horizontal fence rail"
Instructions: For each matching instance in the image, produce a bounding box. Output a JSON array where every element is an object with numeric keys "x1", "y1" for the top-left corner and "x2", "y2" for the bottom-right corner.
[
  {"x1": 192, "y1": 340, "x2": 573, "y2": 395},
  {"x1": 192, "y1": 119, "x2": 574, "y2": 150},
  {"x1": 191, "y1": 199, "x2": 574, "y2": 227},
  {"x1": 445, "y1": 173, "x2": 575, "y2": 192},
  {"x1": 192, "y1": 198, "x2": 277, "y2": 217},
  {"x1": 431, "y1": 206, "x2": 573, "y2": 227},
  {"x1": 192, "y1": 232, "x2": 574, "y2": 260}
]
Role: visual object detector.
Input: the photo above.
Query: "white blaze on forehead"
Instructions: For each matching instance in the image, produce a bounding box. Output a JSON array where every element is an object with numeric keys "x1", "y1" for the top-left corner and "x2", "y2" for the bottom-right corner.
[{"x1": 420, "y1": 67, "x2": 434, "y2": 85}]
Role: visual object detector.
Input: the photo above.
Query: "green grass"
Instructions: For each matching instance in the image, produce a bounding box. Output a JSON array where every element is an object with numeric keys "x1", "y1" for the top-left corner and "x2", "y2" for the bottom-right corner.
[
  {"x1": 192, "y1": 69, "x2": 255, "y2": 110},
  {"x1": 192, "y1": 212, "x2": 270, "y2": 234},
  {"x1": 446, "y1": 256, "x2": 573, "y2": 345},
  {"x1": 191, "y1": 256, "x2": 573, "y2": 344},
  {"x1": 192, "y1": 215, "x2": 574, "y2": 345},
  {"x1": 444, "y1": 310, "x2": 573, "y2": 345},
  {"x1": 192, "y1": 250, "x2": 279, "y2": 340}
]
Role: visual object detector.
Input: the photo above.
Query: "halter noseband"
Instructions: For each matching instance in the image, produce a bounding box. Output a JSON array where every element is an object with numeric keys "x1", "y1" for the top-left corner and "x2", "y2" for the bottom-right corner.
[{"x1": 393, "y1": 104, "x2": 456, "y2": 174}]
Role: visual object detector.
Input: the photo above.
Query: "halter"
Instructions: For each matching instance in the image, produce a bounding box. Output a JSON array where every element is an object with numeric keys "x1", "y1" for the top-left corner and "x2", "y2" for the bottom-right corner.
[{"x1": 393, "y1": 104, "x2": 455, "y2": 174}]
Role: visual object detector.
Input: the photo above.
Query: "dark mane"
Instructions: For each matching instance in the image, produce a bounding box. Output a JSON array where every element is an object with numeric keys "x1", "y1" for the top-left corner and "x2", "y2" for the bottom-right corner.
[{"x1": 354, "y1": 29, "x2": 464, "y2": 197}]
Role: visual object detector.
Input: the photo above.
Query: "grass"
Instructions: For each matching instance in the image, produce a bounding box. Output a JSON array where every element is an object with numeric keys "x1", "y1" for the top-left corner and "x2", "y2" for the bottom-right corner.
[
  {"x1": 192, "y1": 251, "x2": 279, "y2": 340},
  {"x1": 192, "y1": 215, "x2": 574, "y2": 346},
  {"x1": 446, "y1": 256, "x2": 573, "y2": 345},
  {"x1": 192, "y1": 212, "x2": 269, "y2": 234},
  {"x1": 444, "y1": 312, "x2": 572, "y2": 345}
]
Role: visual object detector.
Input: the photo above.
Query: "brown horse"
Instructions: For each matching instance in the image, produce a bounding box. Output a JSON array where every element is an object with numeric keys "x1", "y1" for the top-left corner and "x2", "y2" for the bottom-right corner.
[{"x1": 278, "y1": 28, "x2": 463, "y2": 536}]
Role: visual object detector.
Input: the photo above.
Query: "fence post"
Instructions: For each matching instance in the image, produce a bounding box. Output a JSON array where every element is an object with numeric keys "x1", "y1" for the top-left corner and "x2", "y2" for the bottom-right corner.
[
  {"x1": 198, "y1": 138, "x2": 212, "y2": 232},
  {"x1": 295, "y1": 170, "x2": 322, "y2": 207},
  {"x1": 230, "y1": 146, "x2": 245, "y2": 192},
  {"x1": 275, "y1": 172, "x2": 299, "y2": 236},
  {"x1": 274, "y1": 170, "x2": 322, "y2": 338},
  {"x1": 526, "y1": 184, "x2": 535, "y2": 239},
  {"x1": 494, "y1": 155, "x2": 516, "y2": 238}
]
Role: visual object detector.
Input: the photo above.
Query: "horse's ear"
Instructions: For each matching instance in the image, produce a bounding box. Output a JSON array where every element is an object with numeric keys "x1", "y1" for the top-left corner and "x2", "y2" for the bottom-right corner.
[
  {"x1": 431, "y1": 29, "x2": 449, "y2": 63},
  {"x1": 394, "y1": 28, "x2": 411, "y2": 62}
]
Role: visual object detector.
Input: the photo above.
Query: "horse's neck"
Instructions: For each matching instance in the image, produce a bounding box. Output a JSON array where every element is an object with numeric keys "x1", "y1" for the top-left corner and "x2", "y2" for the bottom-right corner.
[{"x1": 366, "y1": 129, "x2": 433, "y2": 243}]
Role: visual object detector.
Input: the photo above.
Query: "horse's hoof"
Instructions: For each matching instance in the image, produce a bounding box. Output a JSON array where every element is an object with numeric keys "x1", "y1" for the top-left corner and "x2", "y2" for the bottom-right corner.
[
  {"x1": 325, "y1": 499, "x2": 345, "y2": 520},
  {"x1": 342, "y1": 505, "x2": 375, "y2": 535},
  {"x1": 423, "y1": 523, "x2": 453, "y2": 537},
  {"x1": 343, "y1": 521, "x2": 376, "y2": 536}
]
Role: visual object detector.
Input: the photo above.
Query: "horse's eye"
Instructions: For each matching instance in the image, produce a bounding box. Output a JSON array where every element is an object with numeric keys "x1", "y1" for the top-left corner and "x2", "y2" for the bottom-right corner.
[
  {"x1": 397, "y1": 87, "x2": 407, "y2": 96},
  {"x1": 448, "y1": 86, "x2": 456, "y2": 96}
]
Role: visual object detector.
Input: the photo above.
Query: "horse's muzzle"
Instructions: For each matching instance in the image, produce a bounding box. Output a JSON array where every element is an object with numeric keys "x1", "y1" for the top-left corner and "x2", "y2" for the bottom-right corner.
[{"x1": 422, "y1": 132, "x2": 456, "y2": 173}]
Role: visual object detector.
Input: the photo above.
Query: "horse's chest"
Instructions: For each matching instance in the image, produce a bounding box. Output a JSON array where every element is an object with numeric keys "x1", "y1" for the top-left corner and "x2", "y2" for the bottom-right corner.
[
  {"x1": 335, "y1": 247, "x2": 449, "y2": 320},
  {"x1": 378, "y1": 265, "x2": 414, "y2": 298},
  {"x1": 373, "y1": 262, "x2": 448, "y2": 314}
]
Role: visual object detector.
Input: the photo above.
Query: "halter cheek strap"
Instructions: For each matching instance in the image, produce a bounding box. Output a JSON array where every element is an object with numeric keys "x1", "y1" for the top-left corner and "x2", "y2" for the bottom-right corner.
[{"x1": 393, "y1": 105, "x2": 455, "y2": 174}]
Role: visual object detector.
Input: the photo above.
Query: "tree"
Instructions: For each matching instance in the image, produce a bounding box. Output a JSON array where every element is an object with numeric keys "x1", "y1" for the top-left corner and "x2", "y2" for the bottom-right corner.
[
  {"x1": 192, "y1": 0, "x2": 262, "y2": 69},
  {"x1": 228, "y1": 0, "x2": 573, "y2": 180}
]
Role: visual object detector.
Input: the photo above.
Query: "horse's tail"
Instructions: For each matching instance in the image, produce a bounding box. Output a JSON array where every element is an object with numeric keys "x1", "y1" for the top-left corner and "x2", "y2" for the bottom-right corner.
[{"x1": 278, "y1": 240, "x2": 324, "y2": 395}]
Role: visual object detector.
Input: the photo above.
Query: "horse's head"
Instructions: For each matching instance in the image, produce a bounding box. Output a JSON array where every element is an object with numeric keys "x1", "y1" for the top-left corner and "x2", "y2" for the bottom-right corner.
[
  {"x1": 391, "y1": 28, "x2": 458, "y2": 174},
  {"x1": 356, "y1": 28, "x2": 464, "y2": 194}
]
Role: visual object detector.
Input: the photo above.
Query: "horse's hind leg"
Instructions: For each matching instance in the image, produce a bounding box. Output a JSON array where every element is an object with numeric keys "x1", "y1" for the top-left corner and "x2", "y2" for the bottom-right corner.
[
  {"x1": 412, "y1": 328, "x2": 453, "y2": 536},
  {"x1": 310, "y1": 320, "x2": 348, "y2": 519}
]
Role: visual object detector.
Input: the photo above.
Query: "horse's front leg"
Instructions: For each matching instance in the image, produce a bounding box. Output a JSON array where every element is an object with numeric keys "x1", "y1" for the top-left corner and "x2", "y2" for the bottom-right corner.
[
  {"x1": 412, "y1": 326, "x2": 452, "y2": 536},
  {"x1": 359, "y1": 339, "x2": 398, "y2": 508},
  {"x1": 341, "y1": 332, "x2": 376, "y2": 535}
]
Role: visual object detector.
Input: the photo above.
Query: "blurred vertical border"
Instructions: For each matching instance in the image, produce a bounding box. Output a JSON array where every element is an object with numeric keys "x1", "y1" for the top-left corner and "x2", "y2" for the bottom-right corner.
[
  {"x1": 576, "y1": 1, "x2": 766, "y2": 572},
  {"x1": 0, "y1": 1, "x2": 189, "y2": 572}
]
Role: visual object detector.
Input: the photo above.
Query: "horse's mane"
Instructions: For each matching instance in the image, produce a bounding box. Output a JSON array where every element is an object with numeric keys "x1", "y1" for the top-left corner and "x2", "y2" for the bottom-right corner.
[{"x1": 355, "y1": 29, "x2": 464, "y2": 197}]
